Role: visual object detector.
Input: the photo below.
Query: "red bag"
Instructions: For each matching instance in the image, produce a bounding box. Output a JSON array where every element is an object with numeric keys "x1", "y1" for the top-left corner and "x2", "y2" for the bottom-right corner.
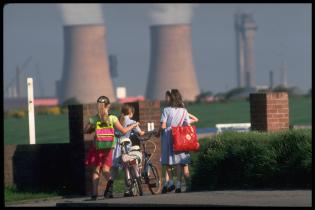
[
  {"x1": 172, "y1": 125, "x2": 199, "y2": 152},
  {"x1": 171, "y1": 110, "x2": 200, "y2": 152}
]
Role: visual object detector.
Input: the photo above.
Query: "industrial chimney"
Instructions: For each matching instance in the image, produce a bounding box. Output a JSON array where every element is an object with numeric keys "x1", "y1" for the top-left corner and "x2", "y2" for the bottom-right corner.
[
  {"x1": 235, "y1": 12, "x2": 257, "y2": 89},
  {"x1": 59, "y1": 24, "x2": 116, "y2": 104},
  {"x1": 145, "y1": 24, "x2": 200, "y2": 101}
]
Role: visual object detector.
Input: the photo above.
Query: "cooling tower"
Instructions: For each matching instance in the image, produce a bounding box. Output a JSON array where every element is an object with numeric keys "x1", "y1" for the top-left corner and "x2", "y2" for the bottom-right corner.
[
  {"x1": 145, "y1": 24, "x2": 200, "y2": 101},
  {"x1": 59, "y1": 24, "x2": 116, "y2": 104}
]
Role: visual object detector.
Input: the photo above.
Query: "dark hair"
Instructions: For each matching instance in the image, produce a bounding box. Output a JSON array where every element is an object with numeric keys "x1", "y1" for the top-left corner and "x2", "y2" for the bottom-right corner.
[
  {"x1": 170, "y1": 89, "x2": 184, "y2": 108},
  {"x1": 97, "y1": 96, "x2": 110, "y2": 104},
  {"x1": 165, "y1": 90, "x2": 172, "y2": 106},
  {"x1": 119, "y1": 104, "x2": 134, "y2": 126},
  {"x1": 165, "y1": 90, "x2": 171, "y2": 97}
]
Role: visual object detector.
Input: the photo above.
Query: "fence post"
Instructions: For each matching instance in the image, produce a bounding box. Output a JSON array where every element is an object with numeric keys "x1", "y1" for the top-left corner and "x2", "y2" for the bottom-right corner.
[{"x1": 27, "y1": 77, "x2": 36, "y2": 144}]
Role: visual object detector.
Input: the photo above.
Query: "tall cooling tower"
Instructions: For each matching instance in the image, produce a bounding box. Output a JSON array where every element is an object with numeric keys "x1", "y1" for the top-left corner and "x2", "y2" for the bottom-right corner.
[
  {"x1": 145, "y1": 24, "x2": 200, "y2": 101},
  {"x1": 59, "y1": 24, "x2": 116, "y2": 104}
]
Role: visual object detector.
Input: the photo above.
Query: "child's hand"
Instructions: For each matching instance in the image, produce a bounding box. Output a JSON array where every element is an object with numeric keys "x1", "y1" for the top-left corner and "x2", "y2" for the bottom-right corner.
[{"x1": 133, "y1": 122, "x2": 140, "y2": 128}]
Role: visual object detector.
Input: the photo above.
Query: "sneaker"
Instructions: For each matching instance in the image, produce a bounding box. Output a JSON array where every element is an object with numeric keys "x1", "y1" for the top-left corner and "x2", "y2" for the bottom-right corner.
[
  {"x1": 167, "y1": 184, "x2": 175, "y2": 192},
  {"x1": 124, "y1": 191, "x2": 132, "y2": 197},
  {"x1": 104, "y1": 180, "x2": 114, "y2": 198},
  {"x1": 175, "y1": 188, "x2": 181, "y2": 193},
  {"x1": 161, "y1": 186, "x2": 168, "y2": 194}
]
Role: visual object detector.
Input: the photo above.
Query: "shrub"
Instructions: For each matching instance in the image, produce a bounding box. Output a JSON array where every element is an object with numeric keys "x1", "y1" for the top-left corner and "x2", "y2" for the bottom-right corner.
[
  {"x1": 46, "y1": 107, "x2": 61, "y2": 115},
  {"x1": 5, "y1": 110, "x2": 26, "y2": 118},
  {"x1": 191, "y1": 129, "x2": 312, "y2": 190},
  {"x1": 36, "y1": 106, "x2": 61, "y2": 115}
]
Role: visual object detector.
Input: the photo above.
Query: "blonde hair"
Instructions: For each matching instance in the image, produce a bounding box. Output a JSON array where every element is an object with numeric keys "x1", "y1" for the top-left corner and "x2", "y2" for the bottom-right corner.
[{"x1": 97, "y1": 97, "x2": 111, "y2": 126}]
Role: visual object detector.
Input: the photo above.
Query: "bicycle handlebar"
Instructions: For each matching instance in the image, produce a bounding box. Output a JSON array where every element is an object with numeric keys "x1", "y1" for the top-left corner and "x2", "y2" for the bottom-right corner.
[{"x1": 134, "y1": 130, "x2": 158, "y2": 142}]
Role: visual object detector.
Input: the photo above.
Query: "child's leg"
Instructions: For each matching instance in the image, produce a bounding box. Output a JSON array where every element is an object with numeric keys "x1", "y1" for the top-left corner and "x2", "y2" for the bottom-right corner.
[
  {"x1": 166, "y1": 165, "x2": 175, "y2": 188},
  {"x1": 175, "y1": 164, "x2": 182, "y2": 190},
  {"x1": 183, "y1": 164, "x2": 191, "y2": 192},
  {"x1": 101, "y1": 164, "x2": 111, "y2": 181},
  {"x1": 92, "y1": 166, "x2": 101, "y2": 196},
  {"x1": 103, "y1": 164, "x2": 114, "y2": 198},
  {"x1": 162, "y1": 165, "x2": 174, "y2": 187}
]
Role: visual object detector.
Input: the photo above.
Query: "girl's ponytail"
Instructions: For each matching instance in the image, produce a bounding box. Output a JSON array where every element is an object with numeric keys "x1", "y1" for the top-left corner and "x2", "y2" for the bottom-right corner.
[{"x1": 97, "y1": 96, "x2": 111, "y2": 126}]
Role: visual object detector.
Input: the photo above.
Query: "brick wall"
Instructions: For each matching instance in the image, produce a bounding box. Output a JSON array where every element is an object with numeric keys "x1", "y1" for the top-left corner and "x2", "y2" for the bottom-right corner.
[
  {"x1": 4, "y1": 144, "x2": 72, "y2": 192},
  {"x1": 250, "y1": 92, "x2": 289, "y2": 132}
]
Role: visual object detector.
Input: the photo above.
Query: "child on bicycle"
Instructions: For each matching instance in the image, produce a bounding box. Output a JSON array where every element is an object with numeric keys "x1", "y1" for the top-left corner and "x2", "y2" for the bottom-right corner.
[
  {"x1": 84, "y1": 96, "x2": 140, "y2": 200},
  {"x1": 109, "y1": 104, "x2": 145, "y2": 197}
]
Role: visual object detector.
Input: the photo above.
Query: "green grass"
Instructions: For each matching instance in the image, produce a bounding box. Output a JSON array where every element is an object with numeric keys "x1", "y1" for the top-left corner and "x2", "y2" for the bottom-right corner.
[
  {"x1": 5, "y1": 186, "x2": 59, "y2": 203},
  {"x1": 187, "y1": 100, "x2": 250, "y2": 128},
  {"x1": 4, "y1": 114, "x2": 69, "y2": 145},
  {"x1": 288, "y1": 96, "x2": 312, "y2": 125}
]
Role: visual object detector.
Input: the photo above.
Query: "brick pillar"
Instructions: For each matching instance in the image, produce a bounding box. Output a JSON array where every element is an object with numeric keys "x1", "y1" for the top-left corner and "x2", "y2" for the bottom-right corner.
[
  {"x1": 68, "y1": 104, "x2": 99, "y2": 196},
  {"x1": 127, "y1": 101, "x2": 162, "y2": 193},
  {"x1": 250, "y1": 92, "x2": 289, "y2": 132}
]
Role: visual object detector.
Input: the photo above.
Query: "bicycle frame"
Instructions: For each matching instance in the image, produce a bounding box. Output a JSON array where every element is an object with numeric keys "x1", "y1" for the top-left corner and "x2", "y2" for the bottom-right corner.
[{"x1": 119, "y1": 130, "x2": 161, "y2": 195}]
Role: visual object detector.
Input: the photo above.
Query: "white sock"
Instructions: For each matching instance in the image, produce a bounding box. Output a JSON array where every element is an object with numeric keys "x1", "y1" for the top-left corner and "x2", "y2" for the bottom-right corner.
[
  {"x1": 168, "y1": 180, "x2": 174, "y2": 187},
  {"x1": 176, "y1": 181, "x2": 181, "y2": 189}
]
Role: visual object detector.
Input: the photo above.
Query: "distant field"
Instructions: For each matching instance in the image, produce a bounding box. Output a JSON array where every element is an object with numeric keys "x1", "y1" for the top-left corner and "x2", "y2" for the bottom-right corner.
[
  {"x1": 4, "y1": 96, "x2": 311, "y2": 145},
  {"x1": 4, "y1": 114, "x2": 70, "y2": 145},
  {"x1": 187, "y1": 96, "x2": 312, "y2": 128}
]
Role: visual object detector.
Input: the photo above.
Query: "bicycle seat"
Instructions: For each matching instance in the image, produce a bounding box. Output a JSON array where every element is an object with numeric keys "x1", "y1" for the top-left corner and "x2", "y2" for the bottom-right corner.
[
  {"x1": 130, "y1": 145, "x2": 140, "y2": 151},
  {"x1": 120, "y1": 138, "x2": 131, "y2": 145}
]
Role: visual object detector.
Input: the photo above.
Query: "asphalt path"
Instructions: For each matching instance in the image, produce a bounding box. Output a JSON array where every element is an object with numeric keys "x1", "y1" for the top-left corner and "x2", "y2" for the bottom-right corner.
[{"x1": 5, "y1": 190, "x2": 312, "y2": 207}]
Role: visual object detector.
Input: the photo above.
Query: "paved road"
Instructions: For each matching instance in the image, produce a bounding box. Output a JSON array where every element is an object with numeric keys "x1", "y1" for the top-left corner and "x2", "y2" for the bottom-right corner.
[{"x1": 5, "y1": 190, "x2": 312, "y2": 207}]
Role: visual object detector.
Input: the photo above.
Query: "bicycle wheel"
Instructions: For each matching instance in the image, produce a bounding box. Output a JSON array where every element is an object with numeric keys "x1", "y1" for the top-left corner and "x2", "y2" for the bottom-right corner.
[
  {"x1": 146, "y1": 164, "x2": 161, "y2": 194},
  {"x1": 130, "y1": 168, "x2": 143, "y2": 196}
]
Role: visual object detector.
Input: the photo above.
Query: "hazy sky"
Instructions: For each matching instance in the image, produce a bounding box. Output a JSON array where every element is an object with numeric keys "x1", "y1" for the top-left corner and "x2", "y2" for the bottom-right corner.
[{"x1": 3, "y1": 3, "x2": 312, "y2": 98}]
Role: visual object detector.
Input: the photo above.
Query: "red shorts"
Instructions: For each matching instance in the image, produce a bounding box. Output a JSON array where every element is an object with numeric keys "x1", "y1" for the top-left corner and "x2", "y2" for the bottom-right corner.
[{"x1": 85, "y1": 144, "x2": 113, "y2": 168}]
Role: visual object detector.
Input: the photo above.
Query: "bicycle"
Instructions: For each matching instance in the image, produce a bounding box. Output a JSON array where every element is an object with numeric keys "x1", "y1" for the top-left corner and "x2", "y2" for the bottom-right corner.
[{"x1": 119, "y1": 130, "x2": 161, "y2": 196}]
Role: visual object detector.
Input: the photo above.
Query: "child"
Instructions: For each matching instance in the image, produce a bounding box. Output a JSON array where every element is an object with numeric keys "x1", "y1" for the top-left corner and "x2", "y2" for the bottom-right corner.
[
  {"x1": 159, "y1": 89, "x2": 199, "y2": 193},
  {"x1": 84, "y1": 96, "x2": 139, "y2": 200},
  {"x1": 109, "y1": 104, "x2": 145, "y2": 197},
  {"x1": 157, "y1": 89, "x2": 191, "y2": 194}
]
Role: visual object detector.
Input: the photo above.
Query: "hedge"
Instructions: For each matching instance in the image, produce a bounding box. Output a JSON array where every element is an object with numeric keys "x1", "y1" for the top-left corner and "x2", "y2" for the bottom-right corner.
[{"x1": 191, "y1": 129, "x2": 312, "y2": 190}]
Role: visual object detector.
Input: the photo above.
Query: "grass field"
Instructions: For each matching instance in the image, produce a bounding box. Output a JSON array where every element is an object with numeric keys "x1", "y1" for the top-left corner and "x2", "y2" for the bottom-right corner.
[
  {"x1": 4, "y1": 114, "x2": 70, "y2": 145},
  {"x1": 4, "y1": 96, "x2": 311, "y2": 145}
]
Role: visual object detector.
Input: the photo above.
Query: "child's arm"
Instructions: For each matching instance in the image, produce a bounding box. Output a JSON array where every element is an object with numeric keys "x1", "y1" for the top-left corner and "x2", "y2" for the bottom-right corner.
[
  {"x1": 130, "y1": 120, "x2": 145, "y2": 136},
  {"x1": 114, "y1": 121, "x2": 139, "y2": 135},
  {"x1": 84, "y1": 123, "x2": 95, "y2": 134},
  {"x1": 156, "y1": 121, "x2": 166, "y2": 137},
  {"x1": 188, "y1": 113, "x2": 199, "y2": 124}
]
